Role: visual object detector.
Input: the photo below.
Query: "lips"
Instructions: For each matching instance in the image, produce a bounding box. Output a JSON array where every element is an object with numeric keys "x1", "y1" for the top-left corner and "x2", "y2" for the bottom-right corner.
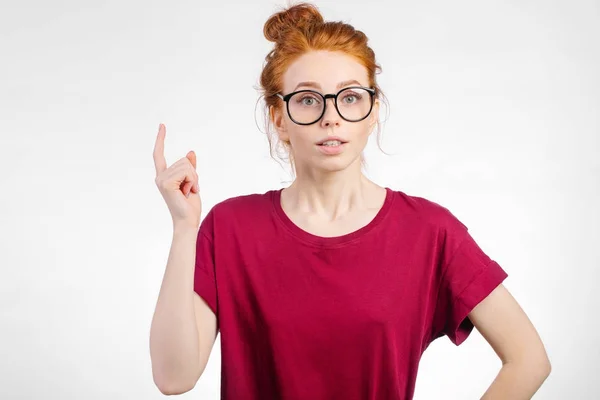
[
  {"x1": 317, "y1": 141, "x2": 346, "y2": 155},
  {"x1": 317, "y1": 137, "x2": 347, "y2": 145}
]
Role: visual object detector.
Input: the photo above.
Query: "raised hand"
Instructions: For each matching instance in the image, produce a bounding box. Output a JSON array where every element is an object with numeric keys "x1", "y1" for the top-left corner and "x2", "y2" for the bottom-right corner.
[{"x1": 153, "y1": 123, "x2": 202, "y2": 229}]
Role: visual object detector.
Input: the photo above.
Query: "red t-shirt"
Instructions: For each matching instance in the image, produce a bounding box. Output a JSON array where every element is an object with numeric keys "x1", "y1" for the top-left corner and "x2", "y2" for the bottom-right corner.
[{"x1": 194, "y1": 187, "x2": 508, "y2": 399}]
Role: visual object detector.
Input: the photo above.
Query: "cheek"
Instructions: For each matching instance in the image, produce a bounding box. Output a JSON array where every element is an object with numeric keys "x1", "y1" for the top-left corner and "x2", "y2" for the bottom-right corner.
[
  {"x1": 352, "y1": 125, "x2": 373, "y2": 142},
  {"x1": 286, "y1": 128, "x2": 315, "y2": 147}
]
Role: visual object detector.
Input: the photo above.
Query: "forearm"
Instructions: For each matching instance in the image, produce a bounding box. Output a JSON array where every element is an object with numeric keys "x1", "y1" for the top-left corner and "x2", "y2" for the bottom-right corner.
[
  {"x1": 149, "y1": 225, "x2": 201, "y2": 393},
  {"x1": 481, "y1": 360, "x2": 551, "y2": 400}
]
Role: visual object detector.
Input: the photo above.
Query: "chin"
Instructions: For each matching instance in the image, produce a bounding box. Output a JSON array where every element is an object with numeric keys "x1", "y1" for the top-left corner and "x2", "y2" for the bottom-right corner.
[
  {"x1": 294, "y1": 145, "x2": 363, "y2": 173},
  {"x1": 314, "y1": 154, "x2": 361, "y2": 173}
]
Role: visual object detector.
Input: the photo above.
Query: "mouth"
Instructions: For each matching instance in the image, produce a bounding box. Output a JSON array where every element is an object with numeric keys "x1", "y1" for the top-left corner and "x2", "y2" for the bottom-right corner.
[
  {"x1": 316, "y1": 139, "x2": 347, "y2": 155},
  {"x1": 317, "y1": 138, "x2": 347, "y2": 147}
]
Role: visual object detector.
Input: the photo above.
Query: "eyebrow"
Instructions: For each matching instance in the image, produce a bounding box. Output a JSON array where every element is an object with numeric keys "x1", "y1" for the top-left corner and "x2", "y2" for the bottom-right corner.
[{"x1": 292, "y1": 79, "x2": 363, "y2": 92}]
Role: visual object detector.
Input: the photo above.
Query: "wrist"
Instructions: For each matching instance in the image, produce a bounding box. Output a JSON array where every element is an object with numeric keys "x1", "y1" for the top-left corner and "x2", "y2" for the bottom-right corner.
[{"x1": 172, "y1": 221, "x2": 199, "y2": 235}]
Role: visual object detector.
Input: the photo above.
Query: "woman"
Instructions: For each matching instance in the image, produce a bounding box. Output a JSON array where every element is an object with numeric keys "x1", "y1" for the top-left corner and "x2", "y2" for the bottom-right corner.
[{"x1": 149, "y1": 3, "x2": 551, "y2": 399}]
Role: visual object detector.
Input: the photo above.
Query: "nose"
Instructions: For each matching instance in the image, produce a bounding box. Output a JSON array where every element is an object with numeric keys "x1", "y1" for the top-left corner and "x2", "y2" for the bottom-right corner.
[{"x1": 320, "y1": 97, "x2": 341, "y2": 127}]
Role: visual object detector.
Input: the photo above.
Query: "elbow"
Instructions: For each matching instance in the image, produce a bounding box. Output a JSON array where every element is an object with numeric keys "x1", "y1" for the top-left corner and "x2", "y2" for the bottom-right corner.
[
  {"x1": 533, "y1": 348, "x2": 552, "y2": 380},
  {"x1": 531, "y1": 358, "x2": 552, "y2": 388},
  {"x1": 540, "y1": 357, "x2": 552, "y2": 379},
  {"x1": 512, "y1": 351, "x2": 552, "y2": 382},
  {"x1": 152, "y1": 368, "x2": 200, "y2": 396},
  {"x1": 154, "y1": 378, "x2": 196, "y2": 396}
]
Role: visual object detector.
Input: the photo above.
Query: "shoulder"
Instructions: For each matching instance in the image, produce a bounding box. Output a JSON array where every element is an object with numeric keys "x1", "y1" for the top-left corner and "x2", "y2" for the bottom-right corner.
[
  {"x1": 216, "y1": 189, "x2": 273, "y2": 210},
  {"x1": 204, "y1": 189, "x2": 276, "y2": 221},
  {"x1": 389, "y1": 188, "x2": 468, "y2": 234},
  {"x1": 198, "y1": 189, "x2": 276, "y2": 237}
]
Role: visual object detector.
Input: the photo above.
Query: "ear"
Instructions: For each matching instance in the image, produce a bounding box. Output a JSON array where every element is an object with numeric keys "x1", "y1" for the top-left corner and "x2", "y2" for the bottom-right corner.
[
  {"x1": 368, "y1": 99, "x2": 380, "y2": 133},
  {"x1": 271, "y1": 105, "x2": 290, "y2": 142}
]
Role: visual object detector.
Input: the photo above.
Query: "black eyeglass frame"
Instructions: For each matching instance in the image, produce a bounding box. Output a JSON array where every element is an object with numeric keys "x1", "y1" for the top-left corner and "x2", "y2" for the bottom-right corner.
[{"x1": 275, "y1": 86, "x2": 376, "y2": 126}]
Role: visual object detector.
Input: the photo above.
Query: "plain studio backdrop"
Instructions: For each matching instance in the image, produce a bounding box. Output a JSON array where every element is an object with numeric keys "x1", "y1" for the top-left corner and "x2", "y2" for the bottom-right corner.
[{"x1": 1, "y1": 0, "x2": 598, "y2": 399}]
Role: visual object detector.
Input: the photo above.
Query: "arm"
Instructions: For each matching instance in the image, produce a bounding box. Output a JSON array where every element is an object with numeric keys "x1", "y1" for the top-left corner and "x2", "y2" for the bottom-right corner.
[
  {"x1": 149, "y1": 225, "x2": 218, "y2": 395},
  {"x1": 468, "y1": 284, "x2": 551, "y2": 399}
]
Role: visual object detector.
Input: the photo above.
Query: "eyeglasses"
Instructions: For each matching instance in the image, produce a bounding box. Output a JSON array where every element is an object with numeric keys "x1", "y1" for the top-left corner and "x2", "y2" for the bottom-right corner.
[{"x1": 276, "y1": 86, "x2": 376, "y2": 126}]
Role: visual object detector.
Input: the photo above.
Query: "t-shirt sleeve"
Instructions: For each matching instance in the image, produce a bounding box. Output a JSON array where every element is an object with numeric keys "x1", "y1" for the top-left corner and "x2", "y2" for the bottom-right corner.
[
  {"x1": 193, "y1": 209, "x2": 218, "y2": 317},
  {"x1": 431, "y1": 209, "x2": 508, "y2": 346}
]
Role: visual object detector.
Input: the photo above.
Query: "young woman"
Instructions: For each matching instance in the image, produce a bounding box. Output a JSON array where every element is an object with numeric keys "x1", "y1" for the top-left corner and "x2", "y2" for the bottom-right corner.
[{"x1": 149, "y1": 3, "x2": 551, "y2": 399}]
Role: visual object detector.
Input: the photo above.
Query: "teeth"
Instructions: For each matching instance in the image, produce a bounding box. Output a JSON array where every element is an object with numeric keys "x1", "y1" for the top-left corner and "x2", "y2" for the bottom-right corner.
[{"x1": 321, "y1": 140, "x2": 342, "y2": 146}]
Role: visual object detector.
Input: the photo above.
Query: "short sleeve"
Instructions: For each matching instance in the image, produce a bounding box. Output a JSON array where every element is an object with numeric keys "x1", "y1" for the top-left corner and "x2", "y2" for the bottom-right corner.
[
  {"x1": 432, "y1": 212, "x2": 508, "y2": 346},
  {"x1": 193, "y1": 209, "x2": 218, "y2": 317}
]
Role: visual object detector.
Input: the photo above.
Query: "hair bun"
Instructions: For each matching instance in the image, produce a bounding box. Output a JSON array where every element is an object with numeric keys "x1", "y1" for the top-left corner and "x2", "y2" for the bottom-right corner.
[{"x1": 264, "y1": 2, "x2": 324, "y2": 43}]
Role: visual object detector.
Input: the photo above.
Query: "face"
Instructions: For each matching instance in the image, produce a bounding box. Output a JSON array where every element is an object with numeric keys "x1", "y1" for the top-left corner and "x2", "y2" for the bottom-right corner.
[{"x1": 272, "y1": 50, "x2": 380, "y2": 174}]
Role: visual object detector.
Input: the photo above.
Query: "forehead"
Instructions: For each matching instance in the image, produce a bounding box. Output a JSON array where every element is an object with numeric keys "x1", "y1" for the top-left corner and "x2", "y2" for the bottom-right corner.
[{"x1": 283, "y1": 50, "x2": 368, "y2": 93}]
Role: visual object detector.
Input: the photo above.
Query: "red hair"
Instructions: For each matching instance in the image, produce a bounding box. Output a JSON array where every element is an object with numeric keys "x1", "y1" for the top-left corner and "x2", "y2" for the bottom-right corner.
[{"x1": 255, "y1": 2, "x2": 389, "y2": 173}]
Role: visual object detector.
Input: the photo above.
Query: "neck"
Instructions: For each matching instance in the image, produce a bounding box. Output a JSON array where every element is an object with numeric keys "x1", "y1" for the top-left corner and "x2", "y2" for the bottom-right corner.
[{"x1": 283, "y1": 160, "x2": 380, "y2": 221}]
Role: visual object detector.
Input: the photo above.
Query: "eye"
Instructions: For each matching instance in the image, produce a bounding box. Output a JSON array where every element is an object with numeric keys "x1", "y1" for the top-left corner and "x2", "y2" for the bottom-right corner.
[
  {"x1": 296, "y1": 94, "x2": 321, "y2": 106},
  {"x1": 342, "y1": 91, "x2": 362, "y2": 104}
]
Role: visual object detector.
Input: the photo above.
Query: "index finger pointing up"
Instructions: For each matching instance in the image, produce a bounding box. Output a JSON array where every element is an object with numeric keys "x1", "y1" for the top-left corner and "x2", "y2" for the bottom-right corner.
[{"x1": 153, "y1": 123, "x2": 167, "y2": 176}]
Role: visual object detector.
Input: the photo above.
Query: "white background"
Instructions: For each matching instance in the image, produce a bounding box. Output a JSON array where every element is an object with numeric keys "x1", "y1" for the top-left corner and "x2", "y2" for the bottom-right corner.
[{"x1": 1, "y1": 0, "x2": 598, "y2": 398}]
